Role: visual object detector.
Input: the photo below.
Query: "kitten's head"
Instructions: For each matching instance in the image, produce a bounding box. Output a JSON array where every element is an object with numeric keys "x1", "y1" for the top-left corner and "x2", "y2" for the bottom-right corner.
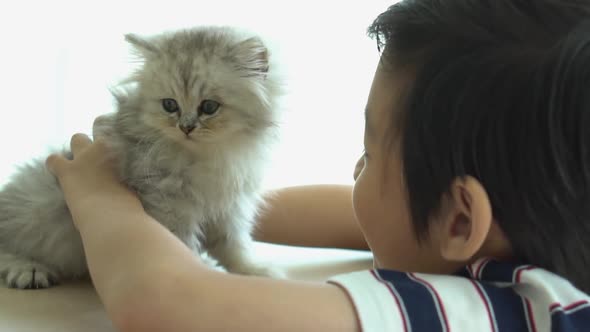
[{"x1": 116, "y1": 26, "x2": 282, "y2": 153}]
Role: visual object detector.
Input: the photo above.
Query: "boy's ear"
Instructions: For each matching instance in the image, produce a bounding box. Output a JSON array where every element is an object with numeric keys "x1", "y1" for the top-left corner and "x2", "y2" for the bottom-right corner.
[{"x1": 438, "y1": 176, "x2": 493, "y2": 262}]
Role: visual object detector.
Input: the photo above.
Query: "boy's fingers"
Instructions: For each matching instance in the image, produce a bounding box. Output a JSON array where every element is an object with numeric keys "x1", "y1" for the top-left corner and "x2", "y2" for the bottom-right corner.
[
  {"x1": 45, "y1": 154, "x2": 66, "y2": 177},
  {"x1": 70, "y1": 133, "x2": 92, "y2": 155}
]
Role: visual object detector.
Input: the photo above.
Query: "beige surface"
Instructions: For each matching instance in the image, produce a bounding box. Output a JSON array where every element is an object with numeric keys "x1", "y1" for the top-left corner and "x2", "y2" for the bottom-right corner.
[{"x1": 0, "y1": 243, "x2": 373, "y2": 332}]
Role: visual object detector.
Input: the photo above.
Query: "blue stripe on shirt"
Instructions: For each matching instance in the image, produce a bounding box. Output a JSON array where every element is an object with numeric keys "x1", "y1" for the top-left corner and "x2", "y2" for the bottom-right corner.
[
  {"x1": 551, "y1": 305, "x2": 590, "y2": 332},
  {"x1": 477, "y1": 281, "x2": 530, "y2": 332},
  {"x1": 478, "y1": 260, "x2": 522, "y2": 283},
  {"x1": 377, "y1": 269, "x2": 444, "y2": 332}
]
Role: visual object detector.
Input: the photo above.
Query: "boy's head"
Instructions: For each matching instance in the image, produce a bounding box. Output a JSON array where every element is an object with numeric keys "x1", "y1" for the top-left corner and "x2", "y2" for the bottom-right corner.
[{"x1": 352, "y1": 0, "x2": 590, "y2": 292}]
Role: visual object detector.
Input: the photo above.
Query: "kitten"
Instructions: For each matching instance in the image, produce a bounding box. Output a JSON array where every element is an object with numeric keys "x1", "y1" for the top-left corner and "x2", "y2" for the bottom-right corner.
[{"x1": 0, "y1": 26, "x2": 283, "y2": 289}]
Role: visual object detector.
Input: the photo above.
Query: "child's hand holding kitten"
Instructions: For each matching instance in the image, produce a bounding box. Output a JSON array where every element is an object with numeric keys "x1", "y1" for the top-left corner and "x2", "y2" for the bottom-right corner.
[{"x1": 45, "y1": 133, "x2": 141, "y2": 229}]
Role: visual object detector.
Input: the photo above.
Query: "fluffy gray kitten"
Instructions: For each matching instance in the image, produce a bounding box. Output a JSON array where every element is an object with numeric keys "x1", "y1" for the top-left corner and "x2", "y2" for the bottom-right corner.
[{"x1": 0, "y1": 26, "x2": 283, "y2": 289}]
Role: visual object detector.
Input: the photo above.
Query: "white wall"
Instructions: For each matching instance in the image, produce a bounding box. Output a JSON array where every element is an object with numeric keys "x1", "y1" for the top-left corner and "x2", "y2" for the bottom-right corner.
[{"x1": 0, "y1": 0, "x2": 395, "y2": 189}]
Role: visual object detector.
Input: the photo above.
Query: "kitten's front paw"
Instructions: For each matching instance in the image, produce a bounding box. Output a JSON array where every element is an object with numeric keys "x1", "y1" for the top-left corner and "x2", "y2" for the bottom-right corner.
[
  {"x1": 200, "y1": 253, "x2": 227, "y2": 273},
  {"x1": 4, "y1": 263, "x2": 58, "y2": 289}
]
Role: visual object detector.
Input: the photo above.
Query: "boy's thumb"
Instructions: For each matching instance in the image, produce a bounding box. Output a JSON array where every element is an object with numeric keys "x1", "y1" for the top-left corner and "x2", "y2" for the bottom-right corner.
[{"x1": 45, "y1": 154, "x2": 66, "y2": 177}]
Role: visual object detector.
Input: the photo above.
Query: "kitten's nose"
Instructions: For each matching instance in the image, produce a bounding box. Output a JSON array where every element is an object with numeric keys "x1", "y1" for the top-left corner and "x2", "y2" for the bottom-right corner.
[{"x1": 180, "y1": 124, "x2": 196, "y2": 135}]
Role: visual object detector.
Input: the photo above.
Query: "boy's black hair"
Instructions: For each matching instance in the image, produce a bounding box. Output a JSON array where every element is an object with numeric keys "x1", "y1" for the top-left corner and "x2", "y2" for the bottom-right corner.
[{"x1": 369, "y1": 0, "x2": 590, "y2": 292}]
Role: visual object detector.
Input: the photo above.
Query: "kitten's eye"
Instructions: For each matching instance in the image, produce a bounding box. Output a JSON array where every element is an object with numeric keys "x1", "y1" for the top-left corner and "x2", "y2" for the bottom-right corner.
[
  {"x1": 162, "y1": 98, "x2": 180, "y2": 113},
  {"x1": 199, "y1": 100, "x2": 220, "y2": 115}
]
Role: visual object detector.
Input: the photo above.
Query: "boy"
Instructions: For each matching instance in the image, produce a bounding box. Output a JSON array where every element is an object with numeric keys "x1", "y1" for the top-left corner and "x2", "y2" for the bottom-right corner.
[{"x1": 46, "y1": 0, "x2": 590, "y2": 331}]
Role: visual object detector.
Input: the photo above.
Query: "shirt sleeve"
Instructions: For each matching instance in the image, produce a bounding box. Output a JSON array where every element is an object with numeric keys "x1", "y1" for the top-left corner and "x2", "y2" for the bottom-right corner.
[
  {"x1": 328, "y1": 271, "x2": 405, "y2": 332},
  {"x1": 328, "y1": 269, "x2": 511, "y2": 332}
]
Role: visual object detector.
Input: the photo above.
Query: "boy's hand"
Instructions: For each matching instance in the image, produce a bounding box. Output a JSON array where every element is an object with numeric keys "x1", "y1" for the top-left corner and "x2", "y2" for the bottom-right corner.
[{"x1": 46, "y1": 133, "x2": 141, "y2": 227}]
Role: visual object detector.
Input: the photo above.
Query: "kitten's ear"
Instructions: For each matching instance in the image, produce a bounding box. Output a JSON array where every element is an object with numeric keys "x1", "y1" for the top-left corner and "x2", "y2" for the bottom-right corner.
[
  {"x1": 232, "y1": 37, "x2": 269, "y2": 77},
  {"x1": 125, "y1": 33, "x2": 160, "y2": 58}
]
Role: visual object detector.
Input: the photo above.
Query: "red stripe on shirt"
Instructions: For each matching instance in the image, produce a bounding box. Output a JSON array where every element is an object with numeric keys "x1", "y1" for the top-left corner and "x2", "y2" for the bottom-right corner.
[
  {"x1": 370, "y1": 270, "x2": 409, "y2": 332},
  {"x1": 409, "y1": 273, "x2": 451, "y2": 332},
  {"x1": 524, "y1": 298, "x2": 537, "y2": 332},
  {"x1": 550, "y1": 300, "x2": 590, "y2": 313},
  {"x1": 475, "y1": 258, "x2": 491, "y2": 280},
  {"x1": 514, "y1": 266, "x2": 536, "y2": 283},
  {"x1": 562, "y1": 300, "x2": 588, "y2": 311},
  {"x1": 515, "y1": 266, "x2": 538, "y2": 332},
  {"x1": 470, "y1": 280, "x2": 497, "y2": 332},
  {"x1": 466, "y1": 263, "x2": 475, "y2": 278}
]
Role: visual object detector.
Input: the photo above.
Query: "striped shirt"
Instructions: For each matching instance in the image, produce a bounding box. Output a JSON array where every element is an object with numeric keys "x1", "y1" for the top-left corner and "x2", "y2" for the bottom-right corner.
[{"x1": 328, "y1": 258, "x2": 590, "y2": 332}]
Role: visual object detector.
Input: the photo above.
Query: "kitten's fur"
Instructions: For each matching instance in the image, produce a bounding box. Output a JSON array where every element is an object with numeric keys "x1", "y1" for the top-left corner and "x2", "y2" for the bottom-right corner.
[{"x1": 0, "y1": 26, "x2": 283, "y2": 288}]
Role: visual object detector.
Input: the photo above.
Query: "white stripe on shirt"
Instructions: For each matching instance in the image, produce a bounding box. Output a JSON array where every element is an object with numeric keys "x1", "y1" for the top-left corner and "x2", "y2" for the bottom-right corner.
[{"x1": 329, "y1": 271, "x2": 404, "y2": 332}]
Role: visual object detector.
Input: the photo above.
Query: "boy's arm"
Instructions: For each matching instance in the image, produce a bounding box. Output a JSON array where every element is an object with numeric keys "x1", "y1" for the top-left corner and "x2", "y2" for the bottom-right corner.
[
  {"x1": 77, "y1": 195, "x2": 360, "y2": 332},
  {"x1": 46, "y1": 135, "x2": 361, "y2": 332},
  {"x1": 256, "y1": 185, "x2": 369, "y2": 250}
]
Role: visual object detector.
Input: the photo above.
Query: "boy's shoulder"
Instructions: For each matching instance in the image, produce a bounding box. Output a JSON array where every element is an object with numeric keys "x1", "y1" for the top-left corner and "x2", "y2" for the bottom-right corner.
[{"x1": 329, "y1": 258, "x2": 590, "y2": 332}]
